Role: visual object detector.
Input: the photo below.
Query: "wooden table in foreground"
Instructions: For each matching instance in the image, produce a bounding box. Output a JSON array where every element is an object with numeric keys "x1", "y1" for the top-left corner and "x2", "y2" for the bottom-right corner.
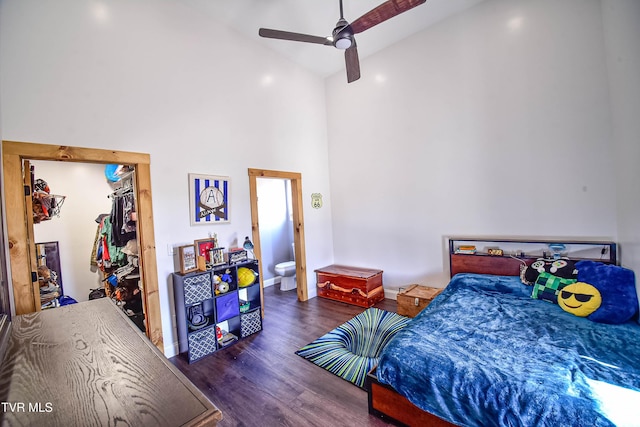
[
  {"x1": 0, "y1": 298, "x2": 222, "y2": 426},
  {"x1": 315, "y1": 264, "x2": 384, "y2": 308}
]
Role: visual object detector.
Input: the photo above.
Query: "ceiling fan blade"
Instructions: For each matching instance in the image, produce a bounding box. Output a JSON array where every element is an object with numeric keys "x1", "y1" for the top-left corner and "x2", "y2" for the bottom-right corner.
[
  {"x1": 350, "y1": 0, "x2": 427, "y2": 34},
  {"x1": 345, "y1": 43, "x2": 361, "y2": 83},
  {"x1": 259, "y1": 28, "x2": 332, "y2": 45}
]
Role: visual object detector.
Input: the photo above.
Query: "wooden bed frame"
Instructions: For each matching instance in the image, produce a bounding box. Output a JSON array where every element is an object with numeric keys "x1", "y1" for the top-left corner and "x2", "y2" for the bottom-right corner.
[{"x1": 366, "y1": 238, "x2": 617, "y2": 427}]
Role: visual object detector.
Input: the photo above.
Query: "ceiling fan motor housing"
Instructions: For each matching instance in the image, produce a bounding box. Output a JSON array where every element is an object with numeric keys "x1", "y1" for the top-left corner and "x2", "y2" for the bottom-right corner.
[{"x1": 332, "y1": 18, "x2": 353, "y2": 49}]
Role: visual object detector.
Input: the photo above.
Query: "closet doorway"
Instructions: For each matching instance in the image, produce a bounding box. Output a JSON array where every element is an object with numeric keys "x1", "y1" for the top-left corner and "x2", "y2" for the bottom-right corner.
[
  {"x1": 248, "y1": 169, "x2": 309, "y2": 311},
  {"x1": 2, "y1": 141, "x2": 163, "y2": 352}
]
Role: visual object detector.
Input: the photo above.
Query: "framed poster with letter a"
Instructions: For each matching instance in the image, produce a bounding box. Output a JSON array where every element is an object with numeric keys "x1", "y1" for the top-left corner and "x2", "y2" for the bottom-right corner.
[{"x1": 189, "y1": 174, "x2": 230, "y2": 225}]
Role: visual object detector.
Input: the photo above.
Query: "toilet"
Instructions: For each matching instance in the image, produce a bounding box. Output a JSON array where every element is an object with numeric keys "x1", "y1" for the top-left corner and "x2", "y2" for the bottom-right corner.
[{"x1": 275, "y1": 243, "x2": 296, "y2": 291}]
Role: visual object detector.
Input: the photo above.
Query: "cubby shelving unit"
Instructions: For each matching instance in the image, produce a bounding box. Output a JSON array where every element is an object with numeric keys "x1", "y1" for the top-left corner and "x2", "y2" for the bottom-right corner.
[{"x1": 173, "y1": 260, "x2": 262, "y2": 363}]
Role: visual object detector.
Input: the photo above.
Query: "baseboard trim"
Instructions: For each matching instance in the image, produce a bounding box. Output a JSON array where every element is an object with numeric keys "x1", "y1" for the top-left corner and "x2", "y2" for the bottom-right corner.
[
  {"x1": 166, "y1": 341, "x2": 179, "y2": 358},
  {"x1": 384, "y1": 288, "x2": 399, "y2": 301},
  {"x1": 263, "y1": 277, "x2": 279, "y2": 288}
]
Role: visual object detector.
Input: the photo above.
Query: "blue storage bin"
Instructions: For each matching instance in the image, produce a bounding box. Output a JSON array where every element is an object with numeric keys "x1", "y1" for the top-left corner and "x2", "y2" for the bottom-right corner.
[{"x1": 216, "y1": 292, "x2": 240, "y2": 323}]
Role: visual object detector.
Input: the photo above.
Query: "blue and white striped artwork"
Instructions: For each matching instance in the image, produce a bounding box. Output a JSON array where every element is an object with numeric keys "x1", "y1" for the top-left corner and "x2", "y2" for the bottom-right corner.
[{"x1": 189, "y1": 174, "x2": 230, "y2": 225}]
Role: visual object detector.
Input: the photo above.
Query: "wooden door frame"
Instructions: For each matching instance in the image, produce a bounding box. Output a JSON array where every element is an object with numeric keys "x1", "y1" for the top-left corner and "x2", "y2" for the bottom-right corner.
[
  {"x1": 2, "y1": 141, "x2": 164, "y2": 352},
  {"x1": 248, "y1": 169, "x2": 308, "y2": 309}
]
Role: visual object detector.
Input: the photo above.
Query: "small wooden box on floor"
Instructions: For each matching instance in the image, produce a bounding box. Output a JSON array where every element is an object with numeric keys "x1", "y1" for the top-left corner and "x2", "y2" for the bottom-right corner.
[
  {"x1": 315, "y1": 265, "x2": 384, "y2": 308},
  {"x1": 397, "y1": 284, "x2": 443, "y2": 317}
]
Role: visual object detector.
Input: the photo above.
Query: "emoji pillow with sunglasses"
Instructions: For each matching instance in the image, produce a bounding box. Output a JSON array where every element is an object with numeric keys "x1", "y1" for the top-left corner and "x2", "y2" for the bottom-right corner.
[
  {"x1": 558, "y1": 282, "x2": 602, "y2": 317},
  {"x1": 558, "y1": 260, "x2": 638, "y2": 324}
]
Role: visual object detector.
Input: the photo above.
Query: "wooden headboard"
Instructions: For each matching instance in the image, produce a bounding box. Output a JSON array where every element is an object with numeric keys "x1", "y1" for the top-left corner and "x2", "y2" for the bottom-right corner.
[{"x1": 448, "y1": 238, "x2": 617, "y2": 278}]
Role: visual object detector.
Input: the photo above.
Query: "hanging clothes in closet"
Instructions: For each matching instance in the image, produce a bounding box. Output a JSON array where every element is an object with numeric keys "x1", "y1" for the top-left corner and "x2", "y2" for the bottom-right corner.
[
  {"x1": 93, "y1": 168, "x2": 145, "y2": 332},
  {"x1": 94, "y1": 169, "x2": 137, "y2": 271},
  {"x1": 110, "y1": 187, "x2": 136, "y2": 247}
]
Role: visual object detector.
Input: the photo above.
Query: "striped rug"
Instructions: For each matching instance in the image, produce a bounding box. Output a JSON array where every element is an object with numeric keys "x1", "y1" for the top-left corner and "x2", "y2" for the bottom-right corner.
[{"x1": 295, "y1": 307, "x2": 410, "y2": 388}]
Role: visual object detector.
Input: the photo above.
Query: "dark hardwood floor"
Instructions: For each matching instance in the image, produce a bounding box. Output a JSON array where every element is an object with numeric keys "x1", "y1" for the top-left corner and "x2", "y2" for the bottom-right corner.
[{"x1": 170, "y1": 285, "x2": 397, "y2": 426}]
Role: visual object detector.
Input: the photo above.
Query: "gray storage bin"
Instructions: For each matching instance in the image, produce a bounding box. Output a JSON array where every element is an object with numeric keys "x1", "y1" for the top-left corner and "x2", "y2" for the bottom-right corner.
[
  {"x1": 187, "y1": 326, "x2": 217, "y2": 362},
  {"x1": 183, "y1": 272, "x2": 213, "y2": 305},
  {"x1": 240, "y1": 308, "x2": 262, "y2": 338}
]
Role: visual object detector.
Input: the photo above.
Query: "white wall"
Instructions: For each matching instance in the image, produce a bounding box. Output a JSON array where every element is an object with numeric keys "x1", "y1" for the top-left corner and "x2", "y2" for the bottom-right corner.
[
  {"x1": 601, "y1": 0, "x2": 640, "y2": 308},
  {"x1": 325, "y1": 0, "x2": 618, "y2": 289},
  {"x1": 0, "y1": 0, "x2": 335, "y2": 356},
  {"x1": 31, "y1": 161, "x2": 113, "y2": 303}
]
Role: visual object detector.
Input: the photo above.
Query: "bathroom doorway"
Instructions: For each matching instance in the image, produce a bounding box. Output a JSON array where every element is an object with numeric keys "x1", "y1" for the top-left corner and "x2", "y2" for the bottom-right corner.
[
  {"x1": 247, "y1": 169, "x2": 308, "y2": 313},
  {"x1": 256, "y1": 178, "x2": 295, "y2": 291}
]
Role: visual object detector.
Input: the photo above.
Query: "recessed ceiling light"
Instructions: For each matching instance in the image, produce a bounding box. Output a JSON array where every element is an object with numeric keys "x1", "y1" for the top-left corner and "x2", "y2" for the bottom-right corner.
[
  {"x1": 507, "y1": 16, "x2": 523, "y2": 31},
  {"x1": 92, "y1": 2, "x2": 110, "y2": 23},
  {"x1": 375, "y1": 74, "x2": 387, "y2": 83}
]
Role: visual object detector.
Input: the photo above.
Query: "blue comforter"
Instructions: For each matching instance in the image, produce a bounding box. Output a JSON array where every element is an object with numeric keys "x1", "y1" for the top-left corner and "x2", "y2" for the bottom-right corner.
[{"x1": 377, "y1": 274, "x2": 640, "y2": 427}]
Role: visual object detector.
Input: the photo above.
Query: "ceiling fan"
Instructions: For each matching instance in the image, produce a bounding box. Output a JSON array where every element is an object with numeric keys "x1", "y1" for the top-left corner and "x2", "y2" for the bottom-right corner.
[{"x1": 258, "y1": 0, "x2": 427, "y2": 83}]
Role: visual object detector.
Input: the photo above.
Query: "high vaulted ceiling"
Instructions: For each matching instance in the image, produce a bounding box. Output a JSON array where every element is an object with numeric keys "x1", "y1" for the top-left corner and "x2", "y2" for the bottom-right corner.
[{"x1": 180, "y1": 0, "x2": 486, "y2": 77}]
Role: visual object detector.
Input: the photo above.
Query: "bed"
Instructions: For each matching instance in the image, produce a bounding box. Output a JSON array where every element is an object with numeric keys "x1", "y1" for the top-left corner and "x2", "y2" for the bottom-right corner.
[{"x1": 367, "y1": 239, "x2": 640, "y2": 427}]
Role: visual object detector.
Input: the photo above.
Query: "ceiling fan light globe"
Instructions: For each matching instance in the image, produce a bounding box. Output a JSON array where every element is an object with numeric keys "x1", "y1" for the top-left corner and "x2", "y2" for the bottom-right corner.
[{"x1": 335, "y1": 38, "x2": 352, "y2": 50}]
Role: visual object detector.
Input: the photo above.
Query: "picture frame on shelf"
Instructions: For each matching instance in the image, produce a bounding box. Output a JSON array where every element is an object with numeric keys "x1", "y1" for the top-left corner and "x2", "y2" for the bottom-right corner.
[
  {"x1": 211, "y1": 248, "x2": 225, "y2": 266},
  {"x1": 189, "y1": 174, "x2": 230, "y2": 226},
  {"x1": 228, "y1": 248, "x2": 248, "y2": 265},
  {"x1": 179, "y1": 245, "x2": 197, "y2": 274},
  {"x1": 194, "y1": 239, "x2": 216, "y2": 264}
]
